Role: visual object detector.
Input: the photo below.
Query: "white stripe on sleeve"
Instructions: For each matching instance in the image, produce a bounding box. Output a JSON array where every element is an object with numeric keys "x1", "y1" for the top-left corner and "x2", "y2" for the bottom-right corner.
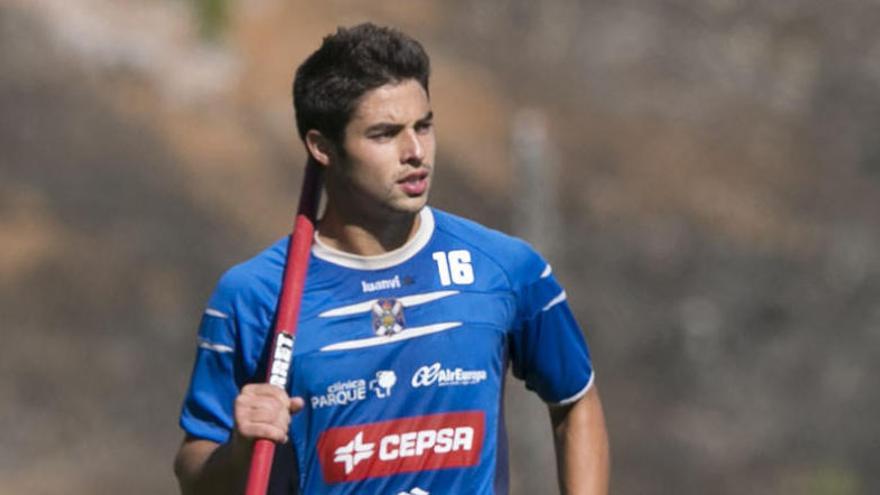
[
  {"x1": 204, "y1": 308, "x2": 229, "y2": 319},
  {"x1": 198, "y1": 338, "x2": 234, "y2": 353},
  {"x1": 541, "y1": 290, "x2": 567, "y2": 312},
  {"x1": 548, "y1": 372, "x2": 595, "y2": 407}
]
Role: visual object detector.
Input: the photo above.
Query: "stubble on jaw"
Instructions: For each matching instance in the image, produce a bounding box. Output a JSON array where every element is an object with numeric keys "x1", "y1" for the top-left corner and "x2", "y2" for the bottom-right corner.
[{"x1": 319, "y1": 168, "x2": 426, "y2": 254}]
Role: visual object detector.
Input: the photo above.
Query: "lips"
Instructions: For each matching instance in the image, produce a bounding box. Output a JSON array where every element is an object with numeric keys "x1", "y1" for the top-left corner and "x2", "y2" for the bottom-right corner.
[{"x1": 398, "y1": 170, "x2": 429, "y2": 196}]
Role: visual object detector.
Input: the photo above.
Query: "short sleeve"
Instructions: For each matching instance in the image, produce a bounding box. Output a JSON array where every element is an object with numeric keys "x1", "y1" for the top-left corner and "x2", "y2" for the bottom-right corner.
[
  {"x1": 178, "y1": 266, "x2": 265, "y2": 443},
  {"x1": 178, "y1": 246, "x2": 284, "y2": 443},
  {"x1": 508, "y1": 261, "x2": 594, "y2": 406},
  {"x1": 179, "y1": 306, "x2": 240, "y2": 443}
]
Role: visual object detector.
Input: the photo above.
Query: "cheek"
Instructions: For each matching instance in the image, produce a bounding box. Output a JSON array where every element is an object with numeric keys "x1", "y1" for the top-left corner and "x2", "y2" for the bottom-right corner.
[
  {"x1": 422, "y1": 134, "x2": 437, "y2": 159},
  {"x1": 342, "y1": 143, "x2": 388, "y2": 173},
  {"x1": 345, "y1": 151, "x2": 396, "y2": 189}
]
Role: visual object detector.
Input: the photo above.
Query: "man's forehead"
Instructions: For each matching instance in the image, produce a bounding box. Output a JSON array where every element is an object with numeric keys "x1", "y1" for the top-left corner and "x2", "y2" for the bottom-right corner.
[{"x1": 351, "y1": 80, "x2": 431, "y2": 124}]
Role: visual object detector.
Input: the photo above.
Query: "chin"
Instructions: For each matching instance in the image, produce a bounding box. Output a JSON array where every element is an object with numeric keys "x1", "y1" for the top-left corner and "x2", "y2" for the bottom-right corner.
[{"x1": 388, "y1": 195, "x2": 429, "y2": 215}]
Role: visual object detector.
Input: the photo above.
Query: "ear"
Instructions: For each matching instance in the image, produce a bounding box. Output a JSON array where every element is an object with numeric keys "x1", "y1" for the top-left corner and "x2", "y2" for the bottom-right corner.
[{"x1": 305, "y1": 130, "x2": 335, "y2": 167}]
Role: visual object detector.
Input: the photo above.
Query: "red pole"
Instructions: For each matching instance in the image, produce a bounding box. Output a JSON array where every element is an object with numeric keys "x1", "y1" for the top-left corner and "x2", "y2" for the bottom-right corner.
[{"x1": 244, "y1": 159, "x2": 322, "y2": 495}]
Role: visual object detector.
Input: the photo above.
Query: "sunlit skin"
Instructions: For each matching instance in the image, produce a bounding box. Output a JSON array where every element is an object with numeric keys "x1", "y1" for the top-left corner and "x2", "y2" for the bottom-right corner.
[
  {"x1": 306, "y1": 79, "x2": 436, "y2": 255},
  {"x1": 551, "y1": 387, "x2": 611, "y2": 495}
]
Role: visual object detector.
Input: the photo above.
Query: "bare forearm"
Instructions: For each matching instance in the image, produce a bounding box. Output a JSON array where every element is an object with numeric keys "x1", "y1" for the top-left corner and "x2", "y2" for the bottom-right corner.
[
  {"x1": 175, "y1": 385, "x2": 303, "y2": 494},
  {"x1": 174, "y1": 437, "x2": 252, "y2": 495},
  {"x1": 550, "y1": 386, "x2": 610, "y2": 495}
]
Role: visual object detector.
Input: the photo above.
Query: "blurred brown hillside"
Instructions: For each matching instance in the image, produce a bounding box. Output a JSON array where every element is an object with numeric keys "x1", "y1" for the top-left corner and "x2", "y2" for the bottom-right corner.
[{"x1": 1, "y1": 1, "x2": 879, "y2": 494}]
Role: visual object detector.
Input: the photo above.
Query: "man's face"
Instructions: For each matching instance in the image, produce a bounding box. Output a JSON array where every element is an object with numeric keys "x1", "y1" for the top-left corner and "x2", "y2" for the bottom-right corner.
[{"x1": 332, "y1": 79, "x2": 435, "y2": 216}]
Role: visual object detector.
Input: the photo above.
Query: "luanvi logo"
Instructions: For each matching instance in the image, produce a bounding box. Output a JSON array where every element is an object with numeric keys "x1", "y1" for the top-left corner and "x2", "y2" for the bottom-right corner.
[
  {"x1": 317, "y1": 411, "x2": 485, "y2": 484},
  {"x1": 362, "y1": 275, "x2": 402, "y2": 293}
]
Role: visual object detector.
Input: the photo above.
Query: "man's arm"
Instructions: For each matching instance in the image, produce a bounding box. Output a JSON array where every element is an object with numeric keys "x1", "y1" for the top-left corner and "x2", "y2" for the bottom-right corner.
[
  {"x1": 174, "y1": 384, "x2": 304, "y2": 495},
  {"x1": 549, "y1": 385, "x2": 610, "y2": 495},
  {"x1": 174, "y1": 436, "x2": 251, "y2": 495}
]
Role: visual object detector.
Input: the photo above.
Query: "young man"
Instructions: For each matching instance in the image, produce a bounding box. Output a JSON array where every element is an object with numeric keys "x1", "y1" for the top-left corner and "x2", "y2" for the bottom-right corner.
[{"x1": 175, "y1": 23, "x2": 609, "y2": 495}]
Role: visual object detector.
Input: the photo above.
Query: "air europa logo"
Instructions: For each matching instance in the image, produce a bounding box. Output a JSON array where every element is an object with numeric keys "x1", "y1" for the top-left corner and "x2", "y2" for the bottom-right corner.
[
  {"x1": 317, "y1": 411, "x2": 485, "y2": 484},
  {"x1": 411, "y1": 362, "x2": 487, "y2": 388}
]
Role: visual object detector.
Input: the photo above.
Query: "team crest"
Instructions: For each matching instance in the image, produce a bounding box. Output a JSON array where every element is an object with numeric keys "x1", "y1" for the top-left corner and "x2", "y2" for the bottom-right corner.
[{"x1": 371, "y1": 298, "x2": 405, "y2": 336}]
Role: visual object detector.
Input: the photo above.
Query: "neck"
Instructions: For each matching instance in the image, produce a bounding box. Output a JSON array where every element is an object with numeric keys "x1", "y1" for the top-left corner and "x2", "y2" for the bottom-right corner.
[{"x1": 317, "y1": 204, "x2": 421, "y2": 256}]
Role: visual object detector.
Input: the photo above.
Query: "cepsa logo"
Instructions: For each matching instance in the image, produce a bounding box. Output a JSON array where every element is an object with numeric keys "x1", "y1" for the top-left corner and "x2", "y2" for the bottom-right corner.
[{"x1": 316, "y1": 411, "x2": 485, "y2": 484}]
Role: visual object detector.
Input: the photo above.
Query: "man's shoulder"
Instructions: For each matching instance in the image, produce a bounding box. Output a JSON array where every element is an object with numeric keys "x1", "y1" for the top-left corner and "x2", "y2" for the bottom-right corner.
[
  {"x1": 431, "y1": 208, "x2": 518, "y2": 246},
  {"x1": 430, "y1": 208, "x2": 547, "y2": 284},
  {"x1": 209, "y1": 237, "x2": 288, "y2": 309}
]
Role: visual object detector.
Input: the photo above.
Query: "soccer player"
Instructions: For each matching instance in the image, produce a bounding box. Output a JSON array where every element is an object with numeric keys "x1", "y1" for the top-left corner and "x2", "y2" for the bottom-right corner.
[{"x1": 174, "y1": 23, "x2": 609, "y2": 495}]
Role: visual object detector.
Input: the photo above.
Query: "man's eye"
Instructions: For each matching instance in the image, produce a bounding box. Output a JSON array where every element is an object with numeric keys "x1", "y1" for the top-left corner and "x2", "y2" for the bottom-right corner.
[{"x1": 415, "y1": 122, "x2": 433, "y2": 133}]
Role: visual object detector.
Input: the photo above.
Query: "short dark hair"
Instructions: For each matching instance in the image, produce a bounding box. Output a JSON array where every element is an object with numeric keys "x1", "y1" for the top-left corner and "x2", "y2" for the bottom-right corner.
[{"x1": 292, "y1": 23, "x2": 431, "y2": 147}]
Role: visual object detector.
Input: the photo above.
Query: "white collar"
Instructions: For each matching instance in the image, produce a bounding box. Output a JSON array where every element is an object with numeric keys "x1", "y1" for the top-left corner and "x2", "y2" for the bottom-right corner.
[{"x1": 311, "y1": 207, "x2": 435, "y2": 270}]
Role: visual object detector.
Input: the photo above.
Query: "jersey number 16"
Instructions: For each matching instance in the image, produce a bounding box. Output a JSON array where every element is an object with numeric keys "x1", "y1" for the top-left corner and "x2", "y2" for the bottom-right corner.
[{"x1": 432, "y1": 250, "x2": 475, "y2": 286}]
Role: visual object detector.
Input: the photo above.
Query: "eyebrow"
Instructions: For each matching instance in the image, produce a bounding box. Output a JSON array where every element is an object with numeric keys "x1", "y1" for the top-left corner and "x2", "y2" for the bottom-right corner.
[{"x1": 365, "y1": 111, "x2": 434, "y2": 134}]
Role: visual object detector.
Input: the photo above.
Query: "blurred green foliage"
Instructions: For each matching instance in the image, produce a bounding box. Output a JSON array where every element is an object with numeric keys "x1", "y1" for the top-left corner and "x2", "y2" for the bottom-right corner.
[
  {"x1": 807, "y1": 466, "x2": 863, "y2": 495},
  {"x1": 193, "y1": 0, "x2": 229, "y2": 40},
  {"x1": 781, "y1": 464, "x2": 864, "y2": 495}
]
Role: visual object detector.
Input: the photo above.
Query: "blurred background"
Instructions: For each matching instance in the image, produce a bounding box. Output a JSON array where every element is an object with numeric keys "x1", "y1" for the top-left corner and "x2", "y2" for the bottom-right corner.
[{"x1": 1, "y1": 0, "x2": 878, "y2": 493}]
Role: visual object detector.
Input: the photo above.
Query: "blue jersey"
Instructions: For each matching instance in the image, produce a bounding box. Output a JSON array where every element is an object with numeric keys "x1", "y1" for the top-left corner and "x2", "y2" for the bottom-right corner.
[{"x1": 180, "y1": 207, "x2": 594, "y2": 494}]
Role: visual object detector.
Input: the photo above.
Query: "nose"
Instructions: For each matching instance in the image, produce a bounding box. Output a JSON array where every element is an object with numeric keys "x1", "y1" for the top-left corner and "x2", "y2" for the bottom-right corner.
[{"x1": 400, "y1": 129, "x2": 425, "y2": 166}]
